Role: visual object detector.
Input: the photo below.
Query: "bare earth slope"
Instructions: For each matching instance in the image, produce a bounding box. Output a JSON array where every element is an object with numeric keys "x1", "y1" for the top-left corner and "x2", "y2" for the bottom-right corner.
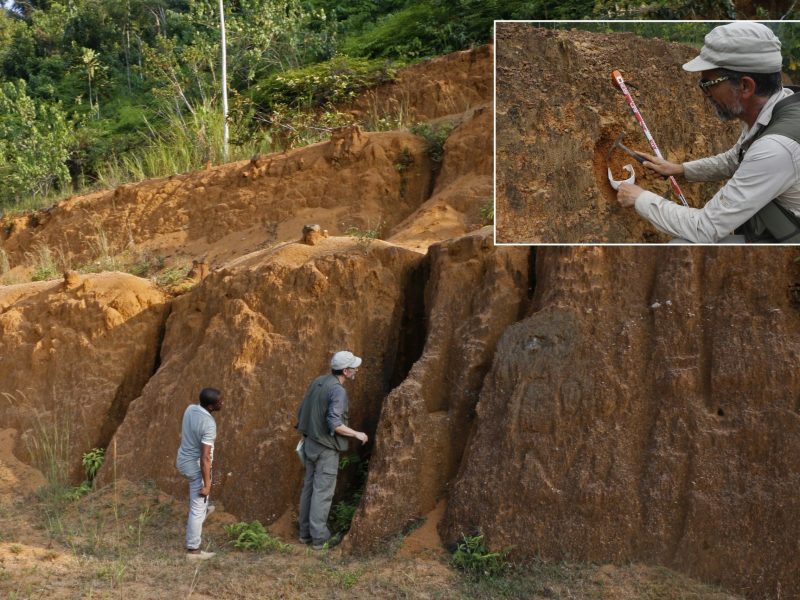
[
  {"x1": 99, "y1": 237, "x2": 423, "y2": 523},
  {"x1": 0, "y1": 273, "x2": 167, "y2": 480},
  {"x1": 495, "y1": 25, "x2": 741, "y2": 243},
  {"x1": 443, "y1": 246, "x2": 800, "y2": 598}
]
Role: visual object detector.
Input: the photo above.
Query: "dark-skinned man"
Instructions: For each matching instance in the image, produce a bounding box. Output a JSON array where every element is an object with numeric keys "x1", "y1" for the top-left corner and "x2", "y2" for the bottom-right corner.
[
  {"x1": 617, "y1": 22, "x2": 800, "y2": 243},
  {"x1": 176, "y1": 387, "x2": 223, "y2": 560}
]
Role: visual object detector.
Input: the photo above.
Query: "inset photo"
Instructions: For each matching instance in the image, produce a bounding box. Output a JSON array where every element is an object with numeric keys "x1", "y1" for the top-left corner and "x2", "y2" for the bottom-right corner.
[{"x1": 494, "y1": 21, "x2": 800, "y2": 244}]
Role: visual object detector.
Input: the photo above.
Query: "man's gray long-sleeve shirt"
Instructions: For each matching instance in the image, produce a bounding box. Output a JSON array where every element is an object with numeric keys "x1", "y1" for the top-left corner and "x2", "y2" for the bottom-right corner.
[{"x1": 635, "y1": 88, "x2": 800, "y2": 243}]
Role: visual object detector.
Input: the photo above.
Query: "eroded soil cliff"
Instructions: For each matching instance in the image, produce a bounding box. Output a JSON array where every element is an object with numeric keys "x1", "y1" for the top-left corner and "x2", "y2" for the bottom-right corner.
[{"x1": 0, "y1": 42, "x2": 797, "y2": 600}]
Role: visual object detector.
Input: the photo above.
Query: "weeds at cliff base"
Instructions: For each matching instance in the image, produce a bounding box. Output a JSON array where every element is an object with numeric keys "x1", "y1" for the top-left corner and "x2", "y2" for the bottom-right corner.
[
  {"x1": 226, "y1": 521, "x2": 292, "y2": 553},
  {"x1": 451, "y1": 532, "x2": 511, "y2": 579}
]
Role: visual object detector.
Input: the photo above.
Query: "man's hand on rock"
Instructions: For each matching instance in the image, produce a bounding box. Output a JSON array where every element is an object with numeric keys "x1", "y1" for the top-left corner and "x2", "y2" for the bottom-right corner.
[{"x1": 636, "y1": 152, "x2": 684, "y2": 177}]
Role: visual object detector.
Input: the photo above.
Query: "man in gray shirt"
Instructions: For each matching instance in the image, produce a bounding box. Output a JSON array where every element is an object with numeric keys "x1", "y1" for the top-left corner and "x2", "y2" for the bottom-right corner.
[
  {"x1": 617, "y1": 22, "x2": 800, "y2": 243},
  {"x1": 176, "y1": 387, "x2": 223, "y2": 560},
  {"x1": 296, "y1": 351, "x2": 368, "y2": 550}
]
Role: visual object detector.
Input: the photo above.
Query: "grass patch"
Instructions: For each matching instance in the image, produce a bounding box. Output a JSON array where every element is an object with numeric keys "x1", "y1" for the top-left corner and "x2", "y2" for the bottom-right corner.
[
  {"x1": 347, "y1": 222, "x2": 384, "y2": 254},
  {"x1": 451, "y1": 532, "x2": 511, "y2": 580},
  {"x1": 480, "y1": 199, "x2": 494, "y2": 224},
  {"x1": 411, "y1": 121, "x2": 454, "y2": 166},
  {"x1": 226, "y1": 521, "x2": 292, "y2": 554},
  {"x1": 28, "y1": 245, "x2": 67, "y2": 282}
]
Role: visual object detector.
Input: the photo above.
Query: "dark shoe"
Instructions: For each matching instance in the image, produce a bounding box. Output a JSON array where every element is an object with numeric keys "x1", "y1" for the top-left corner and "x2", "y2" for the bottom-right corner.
[
  {"x1": 312, "y1": 533, "x2": 342, "y2": 551},
  {"x1": 298, "y1": 536, "x2": 312, "y2": 544}
]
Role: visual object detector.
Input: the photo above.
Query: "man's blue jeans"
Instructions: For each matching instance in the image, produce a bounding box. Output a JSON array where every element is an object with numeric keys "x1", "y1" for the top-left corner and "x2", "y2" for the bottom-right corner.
[{"x1": 186, "y1": 473, "x2": 211, "y2": 550}]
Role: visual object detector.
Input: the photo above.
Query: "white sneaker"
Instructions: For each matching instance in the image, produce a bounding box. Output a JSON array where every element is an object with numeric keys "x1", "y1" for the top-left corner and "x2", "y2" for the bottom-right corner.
[{"x1": 186, "y1": 550, "x2": 215, "y2": 560}]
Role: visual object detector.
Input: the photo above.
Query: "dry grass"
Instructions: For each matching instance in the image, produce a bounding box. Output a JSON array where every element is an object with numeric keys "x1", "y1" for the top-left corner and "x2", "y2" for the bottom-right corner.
[{"x1": 0, "y1": 478, "x2": 745, "y2": 600}]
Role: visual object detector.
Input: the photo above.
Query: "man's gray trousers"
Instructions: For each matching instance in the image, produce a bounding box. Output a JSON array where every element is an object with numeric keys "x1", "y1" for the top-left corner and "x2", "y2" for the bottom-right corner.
[{"x1": 298, "y1": 436, "x2": 339, "y2": 544}]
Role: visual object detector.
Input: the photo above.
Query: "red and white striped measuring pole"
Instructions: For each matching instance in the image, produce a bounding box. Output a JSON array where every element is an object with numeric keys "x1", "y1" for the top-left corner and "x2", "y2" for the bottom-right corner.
[{"x1": 611, "y1": 70, "x2": 688, "y2": 207}]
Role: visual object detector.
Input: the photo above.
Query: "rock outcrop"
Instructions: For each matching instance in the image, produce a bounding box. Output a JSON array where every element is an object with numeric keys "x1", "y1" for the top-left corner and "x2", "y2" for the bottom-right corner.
[
  {"x1": 0, "y1": 130, "x2": 433, "y2": 270},
  {"x1": 345, "y1": 227, "x2": 530, "y2": 552},
  {"x1": 388, "y1": 105, "x2": 494, "y2": 252},
  {"x1": 0, "y1": 273, "x2": 167, "y2": 480},
  {"x1": 100, "y1": 237, "x2": 423, "y2": 522},
  {"x1": 442, "y1": 246, "x2": 800, "y2": 598}
]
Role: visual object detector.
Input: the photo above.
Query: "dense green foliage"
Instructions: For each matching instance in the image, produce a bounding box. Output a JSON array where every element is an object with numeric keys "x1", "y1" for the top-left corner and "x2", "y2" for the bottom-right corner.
[
  {"x1": 0, "y1": 79, "x2": 74, "y2": 205},
  {"x1": 0, "y1": 0, "x2": 796, "y2": 213}
]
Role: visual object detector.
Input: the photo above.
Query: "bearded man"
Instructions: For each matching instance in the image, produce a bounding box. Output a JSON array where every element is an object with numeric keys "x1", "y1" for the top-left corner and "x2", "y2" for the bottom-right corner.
[{"x1": 617, "y1": 22, "x2": 800, "y2": 243}]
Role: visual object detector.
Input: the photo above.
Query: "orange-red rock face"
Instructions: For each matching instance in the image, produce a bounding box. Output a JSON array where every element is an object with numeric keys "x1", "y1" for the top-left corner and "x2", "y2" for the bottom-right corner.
[
  {"x1": 345, "y1": 228, "x2": 530, "y2": 552},
  {"x1": 442, "y1": 247, "x2": 800, "y2": 598},
  {"x1": 0, "y1": 273, "x2": 167, "y2": 481},
  {"x1": 101, "y1": 238, "x2": 423, "y2": 522}
]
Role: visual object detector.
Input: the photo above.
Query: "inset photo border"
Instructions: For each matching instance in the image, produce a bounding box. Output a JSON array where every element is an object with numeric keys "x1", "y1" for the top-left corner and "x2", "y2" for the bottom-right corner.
[{"x1": 493, "y1": 20, "x2": 800, "y2": 245}]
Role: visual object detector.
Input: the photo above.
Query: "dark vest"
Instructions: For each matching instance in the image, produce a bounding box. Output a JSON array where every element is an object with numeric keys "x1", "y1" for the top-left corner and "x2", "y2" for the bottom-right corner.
[
  {"x1": 736, "y1": 87, "x2": 800, "y2": 243},
  {"x1": 296, "y1": 374, "x2": 349, "y2": 452}
]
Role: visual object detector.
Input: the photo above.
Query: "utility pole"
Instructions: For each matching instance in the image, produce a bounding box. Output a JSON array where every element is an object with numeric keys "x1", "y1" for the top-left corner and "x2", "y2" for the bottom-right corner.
[{"x1": 219, "y1": 0, "x2": 229, "y2": 161}]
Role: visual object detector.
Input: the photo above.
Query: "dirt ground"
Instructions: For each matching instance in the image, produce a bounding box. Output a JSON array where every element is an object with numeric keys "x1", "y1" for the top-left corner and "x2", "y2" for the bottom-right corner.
[{"x1": 0, "y1": 453, "x2": 743, "y2": 599}]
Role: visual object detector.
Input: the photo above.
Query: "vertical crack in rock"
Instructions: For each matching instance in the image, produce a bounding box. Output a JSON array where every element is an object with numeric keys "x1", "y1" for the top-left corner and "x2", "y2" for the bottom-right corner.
[
  {"x1": 387, "y1": 257, "x2": 430, "y2": 393},
  {"x1": 94, "y1": 302, "x2": 173, "y2": 453},
  {"x1": 527, "y1": 247, "x2": 537, "y2": 302},
  {"x1": 344, "y1": 229, "x2": 531, "y2": 553}
]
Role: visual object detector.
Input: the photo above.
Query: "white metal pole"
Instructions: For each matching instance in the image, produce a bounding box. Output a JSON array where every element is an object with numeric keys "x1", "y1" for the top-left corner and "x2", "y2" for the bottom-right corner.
[{"x1": 219, "y1": 0, "x2": 229, "y2": 161}]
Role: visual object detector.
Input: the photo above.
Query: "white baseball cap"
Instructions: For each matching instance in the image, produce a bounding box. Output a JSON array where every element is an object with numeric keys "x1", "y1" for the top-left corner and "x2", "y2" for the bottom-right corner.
[
  {"x1": 683, "y1": 22, "x2": 782, "y2": 73},
  {"x1": 331, "y1": 351, "x2": 362, "y2": 370}
]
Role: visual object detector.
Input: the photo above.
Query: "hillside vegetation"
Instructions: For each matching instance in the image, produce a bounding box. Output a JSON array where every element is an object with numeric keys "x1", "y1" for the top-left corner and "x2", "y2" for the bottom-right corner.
[{"x1": 1, "y1": 0, "x2": 796, "y2": 215}]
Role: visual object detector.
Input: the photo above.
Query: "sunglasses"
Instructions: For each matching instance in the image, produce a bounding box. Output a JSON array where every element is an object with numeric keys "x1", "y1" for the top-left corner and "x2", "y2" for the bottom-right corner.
[{"x1": 698, "y1": 75, "x2": 731, "y2": 94}]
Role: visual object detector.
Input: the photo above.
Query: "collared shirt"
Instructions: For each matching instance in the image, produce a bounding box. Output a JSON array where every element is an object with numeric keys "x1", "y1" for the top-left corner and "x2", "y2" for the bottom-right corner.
[
  {"x1": 326, "y1": 384, "x2": 348, "y2": 434},
  {"x1": 176, "y1": 404, "x2": 216, "y2": 477},
  {"x1": 635, "y1": 88, "x2": 800, "y2": 243}
]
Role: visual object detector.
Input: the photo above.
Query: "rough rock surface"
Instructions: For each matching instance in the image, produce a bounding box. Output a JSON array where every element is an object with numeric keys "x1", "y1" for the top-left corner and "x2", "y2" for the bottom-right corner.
[
  {"x1": 495, "y1": 25, "x2": 741, "y2": 243},
  {"x1": 0, "y1": 128, "x2": 433, "y2": 270},
  {"x1": 344, "y1": 227, "x2": 530, "y2": 552},
  {"x1": 0, "y1": 273, "x2": 167, "y2": 480},
  {"x1": 347, "y1": 45, "x2": 492, "y2": 123},
  {"x1": 442, "y1": 246, "x2": 800, "y2": 598},
  {"x1": 100, "y1": 237, "x2": 423, "y2": 522},
  {"x1": 388, "y1": 105, "x2": 493, "y2": 252}
]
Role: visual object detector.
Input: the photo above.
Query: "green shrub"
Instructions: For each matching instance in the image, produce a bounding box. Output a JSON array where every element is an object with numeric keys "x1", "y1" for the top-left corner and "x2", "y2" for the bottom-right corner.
[
  {"x1": 480, "y1": 199, "x2": 494, "y2": 224},
  {"x1": 252, "y1": 55, "x2": 398, "y2": 110},
  {"x1": 0, "y1": 80, "x2": 75, "y2": 210},
  {"x1": 81, "y1": 448, "x2": 105, "y2": 481},
  {"x1": 451, "y1": 532, "x2": 511, "y2": 579},
  {"x1": 331, "y1": 491, "x2": 361, "y2": 534},
  {"x1": 347, "y1": 222, "x2": 384, "y2": 254},
  {"x1": 226, "y1": 521, "x2": 292, "y2": 553},
  {"x1": 410, "y1": 122, "x2": 454, "y2": 166}
]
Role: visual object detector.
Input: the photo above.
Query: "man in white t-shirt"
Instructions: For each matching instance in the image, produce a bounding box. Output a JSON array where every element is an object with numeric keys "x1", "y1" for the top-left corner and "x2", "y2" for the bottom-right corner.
[{"x1": 176, "y1": 387, "x2": 223, "y2": 560}]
